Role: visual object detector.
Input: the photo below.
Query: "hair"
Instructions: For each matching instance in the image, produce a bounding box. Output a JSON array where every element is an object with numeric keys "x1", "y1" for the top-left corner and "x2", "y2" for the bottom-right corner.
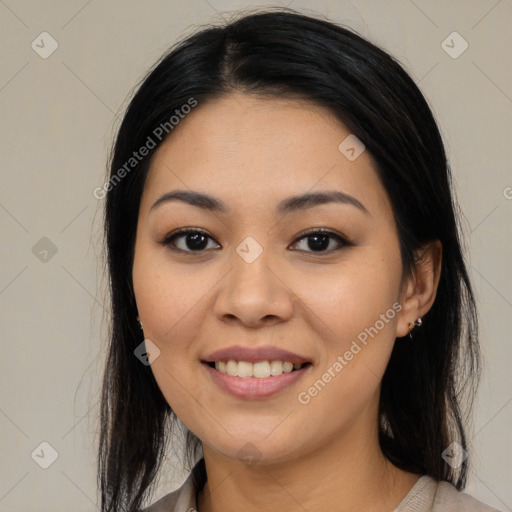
[{"x1": 97, "y1": 7, "x2": 481, "y2": 511}]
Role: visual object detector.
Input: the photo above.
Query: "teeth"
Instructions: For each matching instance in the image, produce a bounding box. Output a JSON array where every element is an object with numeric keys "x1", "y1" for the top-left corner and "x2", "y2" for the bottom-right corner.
[
  {"x1": 237, "y1": 361, "x2": 253, "y2": 378},
  {"x1": 253, "y1": 361, "x2": 270, "y2": 378},
  {"x1": 226, "y1": 360, "x2": 237, "y2": 376},
  {"x1": 282, "y1": 362, "x2": 294, "y2": 373},
  {"x1": 213, "y1": 360, "x2": 305, "y2": 378},
  {"x1": 270, "y1": 360, "x2": 283, "y2": 376}
]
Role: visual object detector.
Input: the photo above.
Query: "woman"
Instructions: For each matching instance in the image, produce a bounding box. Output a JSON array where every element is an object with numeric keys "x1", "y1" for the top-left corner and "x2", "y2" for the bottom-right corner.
[{"x1": 97, "y1": 8, "x2": 501, "y2": 512}]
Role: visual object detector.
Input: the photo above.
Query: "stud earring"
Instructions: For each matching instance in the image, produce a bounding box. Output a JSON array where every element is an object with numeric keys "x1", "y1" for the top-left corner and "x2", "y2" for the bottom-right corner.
[
  {"x1": 136, "y1": 315, "x2": 143, "y2": 330},
  {"x1": 408, "y1": 317, "x2": 422, "y2": 340}
]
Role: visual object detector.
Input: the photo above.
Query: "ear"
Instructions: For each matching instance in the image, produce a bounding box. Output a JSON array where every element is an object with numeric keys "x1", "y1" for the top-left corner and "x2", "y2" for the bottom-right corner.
[{"x1": 396, "y1": 239, "x2": 443, "y2": 338}]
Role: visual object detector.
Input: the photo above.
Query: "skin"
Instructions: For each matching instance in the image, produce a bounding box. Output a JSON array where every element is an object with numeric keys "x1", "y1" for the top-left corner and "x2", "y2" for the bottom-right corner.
[{"x1": 132, "y1": 91, "x2": 442, "y2": 512}]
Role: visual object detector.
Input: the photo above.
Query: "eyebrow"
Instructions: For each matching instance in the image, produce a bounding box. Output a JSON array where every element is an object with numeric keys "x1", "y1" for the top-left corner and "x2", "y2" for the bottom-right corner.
[{"x1": 150, "y1": 189, "x2": 370, "y2": 216}]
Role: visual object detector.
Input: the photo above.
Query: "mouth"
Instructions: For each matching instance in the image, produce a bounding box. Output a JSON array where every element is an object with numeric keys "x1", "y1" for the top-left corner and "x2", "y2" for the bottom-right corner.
[
  {"x1": 203, "y1": 360, "x2": 313, "y2": 378},
  {"x1": 201, "y1": 359, "x2": 313, "y2": 399}
]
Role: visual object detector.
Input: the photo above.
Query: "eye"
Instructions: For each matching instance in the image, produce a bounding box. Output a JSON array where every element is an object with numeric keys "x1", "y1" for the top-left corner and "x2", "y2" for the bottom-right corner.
[
  {"x1": 158, "y1": 227, "x2": 352, "y2": 255},
  {"x1": 290, "y1": 228, "x2": 352, "y2": 253},
  {"x1": 159, "y1": 228, "x2": 220, "y2": 253}
]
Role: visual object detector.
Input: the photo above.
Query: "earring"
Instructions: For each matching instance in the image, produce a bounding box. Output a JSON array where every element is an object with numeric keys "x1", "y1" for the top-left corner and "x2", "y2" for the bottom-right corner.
[
  {"x1": 136, "y1": 315, "x2": 143, "y2": 330},
  {"x1": 408, "y1": 317, "x2": 422, "y2": 340}
]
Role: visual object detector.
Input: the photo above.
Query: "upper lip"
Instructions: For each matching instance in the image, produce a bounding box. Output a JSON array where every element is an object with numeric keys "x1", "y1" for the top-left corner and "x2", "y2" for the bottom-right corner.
[{"x1": 203, "y1": 345, "x2": 311, "y2": 364}]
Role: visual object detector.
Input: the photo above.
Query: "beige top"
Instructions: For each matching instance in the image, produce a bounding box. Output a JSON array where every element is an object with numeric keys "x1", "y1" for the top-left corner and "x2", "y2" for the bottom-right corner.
[{"x1": 142, "y1": 458, "x2": 502, "y2": 512}]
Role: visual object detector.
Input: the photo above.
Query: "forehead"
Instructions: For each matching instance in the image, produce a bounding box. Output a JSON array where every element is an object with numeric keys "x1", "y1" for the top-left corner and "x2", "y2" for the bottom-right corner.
[{"x1": 141, "y1": 92, "x2": 391, "y2": 219}]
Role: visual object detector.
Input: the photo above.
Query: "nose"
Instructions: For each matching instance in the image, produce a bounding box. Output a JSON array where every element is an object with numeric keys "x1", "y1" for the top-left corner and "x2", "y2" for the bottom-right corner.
[{"x1": 212, "y1": 245, "x2": 295, "y2": 328}]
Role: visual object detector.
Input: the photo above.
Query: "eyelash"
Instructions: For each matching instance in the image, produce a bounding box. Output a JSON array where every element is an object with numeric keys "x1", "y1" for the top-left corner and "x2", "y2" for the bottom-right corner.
[{"x1": 158, "y1": 227, "x2": 353, "y2": 255}]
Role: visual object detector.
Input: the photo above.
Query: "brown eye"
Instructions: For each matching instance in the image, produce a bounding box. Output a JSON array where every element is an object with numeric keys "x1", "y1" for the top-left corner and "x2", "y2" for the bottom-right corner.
[
  {"x1": 160, "y1": 228, "x2": 220, "y2": 253},
  {"x1": 291, "y1": 229, "x2": 352, "y2": 253},
  {"x1": 158, "y1": 227, "x2": 352, "y2": 255}
]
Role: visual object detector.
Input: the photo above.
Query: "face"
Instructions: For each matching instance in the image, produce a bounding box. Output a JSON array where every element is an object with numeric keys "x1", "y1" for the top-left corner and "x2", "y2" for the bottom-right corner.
[{"x1": 132, "y1": 92, "x2": 412, "y2": 465}]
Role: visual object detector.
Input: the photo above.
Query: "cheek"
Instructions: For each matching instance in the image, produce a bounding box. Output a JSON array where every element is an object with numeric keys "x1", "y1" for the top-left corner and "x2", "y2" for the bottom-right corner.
[
  {"x1": 296, "y1": 254, "x2": 401, "y2": 344},
  {"x1": 294, "y1": 250, "x2": 402, "y2": 405},
  {"x1": 294, "y1": 291, "x2": 399, "y2": 437},
  {"x1": 133, "y1": 248, "x2": 212, "y2": 346},
  {"x1": 132, "y1": 259, "x2": 212, "y2": 422}
]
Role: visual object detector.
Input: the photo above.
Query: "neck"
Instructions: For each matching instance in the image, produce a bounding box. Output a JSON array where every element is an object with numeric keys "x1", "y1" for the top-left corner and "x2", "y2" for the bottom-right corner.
[{"x1": 197, "y1": 413, "x2": 420, "y2": 512}]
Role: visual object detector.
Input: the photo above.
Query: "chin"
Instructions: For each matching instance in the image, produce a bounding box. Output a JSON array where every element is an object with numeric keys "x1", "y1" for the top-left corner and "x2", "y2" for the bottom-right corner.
[{"x1": 203, "y1": 432, "x2": 308, "y2": 467}]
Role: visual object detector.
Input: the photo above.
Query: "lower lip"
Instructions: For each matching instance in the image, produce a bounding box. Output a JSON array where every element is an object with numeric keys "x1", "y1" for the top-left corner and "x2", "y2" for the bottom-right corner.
[{"x1": 202, "y1": 362, "x2": 312, "y2": 399}]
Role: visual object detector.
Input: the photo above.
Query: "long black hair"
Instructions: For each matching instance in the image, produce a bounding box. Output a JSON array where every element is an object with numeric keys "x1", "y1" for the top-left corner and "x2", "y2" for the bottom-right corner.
[{"x1": 98, "y1": 7, "x2": 481, "y2": 511}]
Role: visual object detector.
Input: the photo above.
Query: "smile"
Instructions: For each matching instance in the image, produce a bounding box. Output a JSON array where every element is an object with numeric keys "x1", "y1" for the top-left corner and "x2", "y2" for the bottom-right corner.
[
  {"x1": 202, "y1": 360, "x2": 313, "y2": 399},
  {"x1": 208, "y1": 359, "x2": 310, "y2": 378}
]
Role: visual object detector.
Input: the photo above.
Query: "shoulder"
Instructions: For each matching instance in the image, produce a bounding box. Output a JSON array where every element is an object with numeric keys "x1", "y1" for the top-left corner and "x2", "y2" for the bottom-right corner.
[
  {"x1": 395, "y1": 475, "x2": 502, "y2": 512},
  {"x1": 140, "y1": 489, "x2": 182, "y2": 512},
  {"x1": 140, "y1": 482, "x2": 195, "y2": 512},
  {"x1": 140, "y1": 458, "x2": 206, "y2": 512},
  {"x1": 433, "y1": 480, "x2": 502, "y2": 512}
]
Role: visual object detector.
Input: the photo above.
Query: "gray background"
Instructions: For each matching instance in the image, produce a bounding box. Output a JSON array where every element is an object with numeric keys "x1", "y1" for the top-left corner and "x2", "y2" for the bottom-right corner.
[{"x1": 0, "y1": 1, "x2": 511, "y2": 510}]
